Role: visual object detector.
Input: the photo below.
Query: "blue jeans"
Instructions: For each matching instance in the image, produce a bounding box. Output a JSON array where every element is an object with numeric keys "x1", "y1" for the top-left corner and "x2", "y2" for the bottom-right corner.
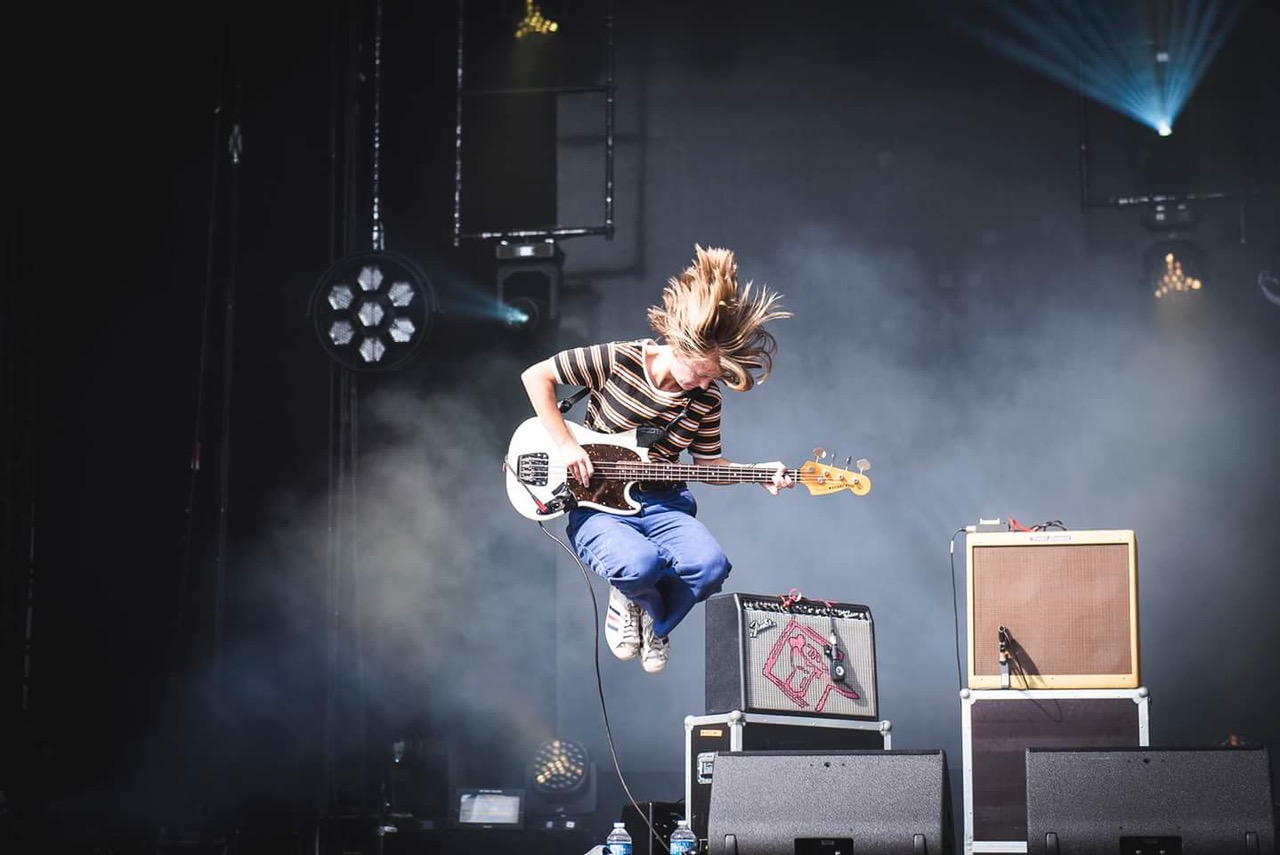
[{"x1": 566, "y1": 486, "x2": 731, "y2": 638}]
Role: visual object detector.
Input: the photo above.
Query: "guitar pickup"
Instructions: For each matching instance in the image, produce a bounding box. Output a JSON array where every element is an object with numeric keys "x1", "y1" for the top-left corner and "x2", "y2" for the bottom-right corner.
[{"x1": 517, "y1": 452, "x2": 550, "y2": 486}]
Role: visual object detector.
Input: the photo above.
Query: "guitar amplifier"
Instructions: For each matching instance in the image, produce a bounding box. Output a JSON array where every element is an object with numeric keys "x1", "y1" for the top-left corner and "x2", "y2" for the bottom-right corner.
[
  {"x1": 967, "y1": 529, "x2": 1139, "y2": 689},
  {"x1": 704, "y1": 592, "x2": 878, "y2": 720}
]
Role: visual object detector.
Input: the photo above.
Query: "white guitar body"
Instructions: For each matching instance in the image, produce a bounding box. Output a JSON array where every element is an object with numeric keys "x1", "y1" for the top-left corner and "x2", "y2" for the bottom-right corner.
[{"x1": 505, "y1": 418, "x2": 650, "y2": 521}]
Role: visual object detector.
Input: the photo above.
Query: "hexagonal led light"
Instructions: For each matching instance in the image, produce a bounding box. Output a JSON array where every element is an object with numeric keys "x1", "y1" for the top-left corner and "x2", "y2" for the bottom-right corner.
[
  {"x1": 359, "y1": 337, "x2": 386, "y2": 363},
  {"x1": 388, "y1": 281, "x2": 415, "y2": 307},
  {"x1": 310, "y1": 250, "x2": 436, "y2": 371},
  {"x1": 328, "y1": 284, "x2": 355, "y2": 311},
  {"x1": 357, "y1": 300, "x2": 385, "y2": 328},
  {"x1": 388, "y1": 317, "x2": 415, "y2": 343},
  {"x1": 357, "y1": 266, "x2": 383, "y2": 292},
  {"x1": 329, "y1": 320, "x2": 355, "y2": 346}
]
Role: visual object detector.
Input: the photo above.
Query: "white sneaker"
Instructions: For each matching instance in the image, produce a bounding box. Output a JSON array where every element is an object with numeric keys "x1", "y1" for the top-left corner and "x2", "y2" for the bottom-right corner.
[
  {"x1": 640, "y1": 611, "x2": 670, "y2": 674},
  {"x1": 605, "y1": 586, "x2": 642, "y2": 661}
]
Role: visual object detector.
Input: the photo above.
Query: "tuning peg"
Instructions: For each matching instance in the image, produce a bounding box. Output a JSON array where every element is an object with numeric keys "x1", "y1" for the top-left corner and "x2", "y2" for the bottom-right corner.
[
  {"x1": 856, "y1": 458, "x2": 870, "y2": 474},
  {"x1": 843, "y1": 456, "x2": 851, "y2": 470},
  {"x1": 812, "y1": 447, "x2": 827, "y2": 460}
]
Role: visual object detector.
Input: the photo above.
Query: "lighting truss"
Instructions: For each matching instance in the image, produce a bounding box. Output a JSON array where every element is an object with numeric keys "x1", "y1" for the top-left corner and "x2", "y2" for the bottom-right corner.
[{"x1": 310, "y1": 250, "x2": 437, "y2": 371}]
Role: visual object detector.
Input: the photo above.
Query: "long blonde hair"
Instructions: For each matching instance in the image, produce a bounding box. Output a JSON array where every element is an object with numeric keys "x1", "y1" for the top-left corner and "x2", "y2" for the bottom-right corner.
[{"x1": 647, "y1": 245, "x2": 791, "y2": 391}]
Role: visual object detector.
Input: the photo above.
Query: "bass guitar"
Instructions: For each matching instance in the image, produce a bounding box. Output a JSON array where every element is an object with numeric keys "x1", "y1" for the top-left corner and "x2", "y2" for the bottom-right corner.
[{"x1": 504, "y1": 417, "x2": 871, "y2": 521}]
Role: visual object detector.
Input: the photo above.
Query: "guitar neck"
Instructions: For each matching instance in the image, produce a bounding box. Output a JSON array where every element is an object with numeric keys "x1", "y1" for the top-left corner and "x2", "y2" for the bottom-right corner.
[{"x1": 591, "y1": 460, "x2": 787, "y2": 485}]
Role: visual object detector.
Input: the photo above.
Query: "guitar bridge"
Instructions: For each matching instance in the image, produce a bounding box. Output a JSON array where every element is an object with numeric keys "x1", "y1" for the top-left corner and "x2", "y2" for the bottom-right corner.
[{"x1": 517, "y1": 452, "x2": 549, "y2": 486}]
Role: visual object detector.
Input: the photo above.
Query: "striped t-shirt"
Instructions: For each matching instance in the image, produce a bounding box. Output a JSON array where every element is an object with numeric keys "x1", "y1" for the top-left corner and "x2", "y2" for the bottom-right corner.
[{"x1": 552, "y1": 339, "x2": 722, "y2": 463}]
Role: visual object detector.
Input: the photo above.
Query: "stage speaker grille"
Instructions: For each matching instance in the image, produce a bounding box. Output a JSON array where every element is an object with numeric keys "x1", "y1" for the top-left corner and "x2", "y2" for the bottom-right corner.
[
  {"x1": 1026, "y1": 746, "x2": 1276, "y2": 854},
  {"x1": 967, "y1": 529, "x2": 1138, "y2": 689},
  {"x1": 706, "y1": 750, "x2": 952, "y2": 855},
  {"x1": 705, "y1": 592, "x2": 877, "y2": 719}
]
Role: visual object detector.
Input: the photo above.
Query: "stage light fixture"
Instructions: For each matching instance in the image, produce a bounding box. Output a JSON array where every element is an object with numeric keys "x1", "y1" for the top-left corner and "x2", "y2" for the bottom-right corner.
[
  {"x1": 1153, "y1": 251, "x2": 1202, "y2": 299},
  {"x1": 501, "y1": 297, "x2": 541, "y2": 331},
  {"x1": 1145, "y1": 240, "x2": 1205, "y2": 301},
  {"x1": 310, "y1": 250, "x2": 437, "y2": 371},
  {"x1": 496, "y1": 240, "x2": 563, "y2": 334},
  {"x1": 515, "y1": 0, "x2": 558, "y2": 39},
  {"x1": 526, "y1": 738, "x2": 596, "y2": 823},
  {"x1": 532, "y1": 739, "x2": 589, "y2": 795},
  {"x1": 1142, "y1": 201, "x2": 1198, "y2": 231}
]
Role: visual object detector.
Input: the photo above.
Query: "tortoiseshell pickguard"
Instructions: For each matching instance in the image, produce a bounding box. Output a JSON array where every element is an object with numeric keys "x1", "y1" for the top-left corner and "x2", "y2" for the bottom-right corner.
[{"x1": 568, "y1": 443, "x2": 645, "y2": 513}]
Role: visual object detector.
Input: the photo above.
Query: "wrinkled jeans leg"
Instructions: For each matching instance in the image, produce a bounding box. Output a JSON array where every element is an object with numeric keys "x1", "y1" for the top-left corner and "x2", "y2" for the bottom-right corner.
[
  {"x1": 567, "y1": 487, "x2": 730, "y2": 638},
  {"x1": 642, "y1": 495, "x2": 731, "y2": 637},
  {"x1": 567, "y1": 508, "x2": 669, "y2": 625}
]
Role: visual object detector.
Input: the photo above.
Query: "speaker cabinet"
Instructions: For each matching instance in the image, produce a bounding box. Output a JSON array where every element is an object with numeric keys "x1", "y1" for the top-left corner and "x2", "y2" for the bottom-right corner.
[
  {"x1": 685, "y1": 711, "x2": 891, "y2": 844},
  {"x1": 706, "y1": 750, "x2": 952, "y2": 855},
  {"x1": 967, "y1": 530, "x2": 1138, "y2": 689},
  {"x1": 705, "y1": 592, "x2": 878, "y2": 719},
  {"x1": 1026, "y1": 747, "x2": 1277, "y2": 854},
  {"x1": 962, "y1": 688, "x2": 1150, "y2": 851}
]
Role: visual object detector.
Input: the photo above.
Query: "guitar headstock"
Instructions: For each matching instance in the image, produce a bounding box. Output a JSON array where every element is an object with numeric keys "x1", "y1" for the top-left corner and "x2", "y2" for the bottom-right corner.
[{"x1": 797, "y1": 449, "x2": 872, "y2": 497}]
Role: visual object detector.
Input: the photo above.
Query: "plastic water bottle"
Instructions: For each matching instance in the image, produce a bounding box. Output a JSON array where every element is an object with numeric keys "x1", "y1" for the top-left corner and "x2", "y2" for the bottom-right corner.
[
  {"x1": 605, "y1": 821, "x2": 633, "y2": 855},
  {"x1": 669, "y1": 818, "x2": 697, "y2": 855}
]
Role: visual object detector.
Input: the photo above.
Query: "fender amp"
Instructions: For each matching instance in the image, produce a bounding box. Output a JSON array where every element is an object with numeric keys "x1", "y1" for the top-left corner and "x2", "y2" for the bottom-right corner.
[
  {"x1": 704, "y1": 592, "x2": 878, "y2": 719},
  {"x1": 967, "y1": 529, "x2": 1139, "y2": 689}
]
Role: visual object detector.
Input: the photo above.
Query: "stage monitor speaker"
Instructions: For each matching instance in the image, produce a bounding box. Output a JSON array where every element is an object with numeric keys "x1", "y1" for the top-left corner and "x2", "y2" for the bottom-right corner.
[
  {"x1": 706, "y1": 750, "x2": 952, "y2": 855},
  {"x1": 705, "y1": 592, "x2": 878, "y2": 719},
  {"x1": 967, "y1": 529, "x2": 1138, "y2": 689},
  {"x1": 1026, "y1": 746, "x2": 1276, "y2": 854}
]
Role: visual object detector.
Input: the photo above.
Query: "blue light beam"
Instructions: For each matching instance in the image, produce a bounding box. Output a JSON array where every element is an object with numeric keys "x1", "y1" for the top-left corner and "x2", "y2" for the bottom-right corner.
[{"x1": 953, "y1": 0, "x2": 1245, "y2": 135}]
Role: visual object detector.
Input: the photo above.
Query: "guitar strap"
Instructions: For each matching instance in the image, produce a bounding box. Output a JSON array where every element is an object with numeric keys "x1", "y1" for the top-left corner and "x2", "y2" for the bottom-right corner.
[
  {"x1": 556, "y1": 386, "x2": 591, "y2": 414},
  {"x1": 638, "y1": 393, "x2": 700, "y2": 448}
]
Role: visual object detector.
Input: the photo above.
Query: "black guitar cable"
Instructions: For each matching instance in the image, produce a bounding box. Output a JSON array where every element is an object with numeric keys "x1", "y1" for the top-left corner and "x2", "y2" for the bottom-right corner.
[
  {"x1": 535, "y1": 521, "x2": 671, "y2": 853},
  {"x1": 503, "y1": 454, "x2": 552, "y2": 515},
  {"x1": 948, "y1": 527, "x2": 967, "y2": 693}
]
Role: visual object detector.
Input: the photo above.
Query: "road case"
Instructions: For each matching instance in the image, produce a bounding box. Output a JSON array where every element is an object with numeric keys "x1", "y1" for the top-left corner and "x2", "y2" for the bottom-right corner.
[{"x1": 961, "y1": 687, "x2": 1150, "y2": 854}]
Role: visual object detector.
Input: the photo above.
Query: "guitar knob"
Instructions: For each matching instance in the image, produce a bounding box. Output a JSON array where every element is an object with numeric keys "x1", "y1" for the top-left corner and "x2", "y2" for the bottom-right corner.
[
  {"x1": 843, "y1": 456, "x2": 851, "y2": 470},
  {"x1": 812, "y1": 447, "x2": 827, "y2": 460},
  {"x1": 856, "y1": 458, "x2": 870, "y2": 474}
]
